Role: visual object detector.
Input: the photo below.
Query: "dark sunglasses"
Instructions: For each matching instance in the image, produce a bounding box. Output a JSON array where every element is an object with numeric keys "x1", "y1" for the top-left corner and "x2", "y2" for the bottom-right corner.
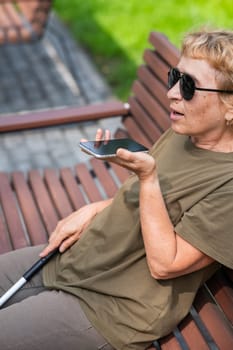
[{"x1": 168, "y1": 67, "x2": 233, "y2": 101}]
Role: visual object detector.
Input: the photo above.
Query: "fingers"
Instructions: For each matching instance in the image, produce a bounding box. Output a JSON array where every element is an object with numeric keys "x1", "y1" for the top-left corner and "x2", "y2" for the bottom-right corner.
[
  {"x1": 113, "y1": 148, "x2": 156, "y2": 179},
  {"x1": 95, "y1": 128, "x2": 111, "y2": 141},
  {"x1": 39, "y1": 218, "x2": 77, "y2": 257},
  {"x1": 39, "y1": 232, "x2": 76, "y2": 257},
  {"x1": 59, "y1": 233, "x2": 80, "y2": 253},
  {"x1": 39, "y1": 243, "x2": 57, "y2": 257}
]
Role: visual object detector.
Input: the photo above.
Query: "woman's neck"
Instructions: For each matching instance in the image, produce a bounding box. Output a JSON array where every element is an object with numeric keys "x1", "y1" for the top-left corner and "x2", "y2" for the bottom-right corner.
[{"x1": 191, "y1": 130, "x2": 233, "y2": 153}]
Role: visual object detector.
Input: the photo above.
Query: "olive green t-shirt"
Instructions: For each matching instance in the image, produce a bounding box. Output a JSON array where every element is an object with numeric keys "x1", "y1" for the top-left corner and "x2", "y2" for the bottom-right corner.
[{"x1": 43, "y1": 129, "x2": 233, "y2": 350}]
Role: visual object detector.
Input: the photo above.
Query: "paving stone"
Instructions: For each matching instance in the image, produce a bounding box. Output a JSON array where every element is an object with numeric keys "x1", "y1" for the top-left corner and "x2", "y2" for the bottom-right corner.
[{"x1": 0, "y1": 12, "x2": 123, "y2": 174}]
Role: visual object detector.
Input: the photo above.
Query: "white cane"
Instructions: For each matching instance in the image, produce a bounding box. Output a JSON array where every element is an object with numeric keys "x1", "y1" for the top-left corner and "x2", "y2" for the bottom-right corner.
[{"x1": 0, "y1": 248, "x2": 59, "y2": 308}]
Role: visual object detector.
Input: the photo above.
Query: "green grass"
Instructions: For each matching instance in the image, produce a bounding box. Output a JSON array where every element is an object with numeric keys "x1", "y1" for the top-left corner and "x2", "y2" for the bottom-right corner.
[{"x1": 54, "y1": 0, "x2": 233, "y2": 100}]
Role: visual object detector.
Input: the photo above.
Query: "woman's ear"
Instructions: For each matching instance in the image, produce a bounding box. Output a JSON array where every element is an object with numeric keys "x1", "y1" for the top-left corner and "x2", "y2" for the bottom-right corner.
[{"x1": 225, "y1": 110, "x2": 233, "y2": 126}]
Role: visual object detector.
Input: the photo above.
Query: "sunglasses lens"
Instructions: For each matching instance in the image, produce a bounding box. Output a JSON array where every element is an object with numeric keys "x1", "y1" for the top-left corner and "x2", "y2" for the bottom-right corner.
[
  {"x1": 181, "y1": 74, "x2": 195, "y2": 100},
  {"x1": 168, "y1": 68, "x2": 180, "y2": 89},
  {"x1": 168, "y1": 68, "x2": 196, "y2": 100}
]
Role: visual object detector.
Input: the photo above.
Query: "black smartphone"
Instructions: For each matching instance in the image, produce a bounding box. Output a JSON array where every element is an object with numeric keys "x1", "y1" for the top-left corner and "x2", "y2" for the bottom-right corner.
[{"x1": 79, "y1": 138, "x2": 148, "y2": 159}]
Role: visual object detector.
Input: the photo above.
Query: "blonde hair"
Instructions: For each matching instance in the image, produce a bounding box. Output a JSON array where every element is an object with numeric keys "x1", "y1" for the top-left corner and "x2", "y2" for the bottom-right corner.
[{"x1": 181, "y1": 28, "x2": 233, "y2": 108}]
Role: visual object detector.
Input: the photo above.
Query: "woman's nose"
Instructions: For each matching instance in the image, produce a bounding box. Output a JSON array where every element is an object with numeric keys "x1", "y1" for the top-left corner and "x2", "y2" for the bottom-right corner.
[{"x1": 167, "y1": 81, "x2": 182, "y2": 100}]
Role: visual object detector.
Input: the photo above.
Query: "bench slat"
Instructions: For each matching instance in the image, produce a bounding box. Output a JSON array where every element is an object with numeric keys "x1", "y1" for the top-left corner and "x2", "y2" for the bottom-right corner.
[
  {"x1": 60, "y1": 168, "x2": 87, "y2": 210},
  {"x1": 12, "y1": 171, "x2": 48, "y2": 245},
  {"x1": 128, "y1": 96, "x2": 163, "y2": 144},
  {"x1": 29, "y1": 169, "x2": 59, "y2": 234},
  {"x1": 159, "y1": 334, "x2": 182, "y2": 349},
  {"x1": 123, "y1": 115, "x2": 153, "y2": 148},
  {"x1": 44, "y1": 169, "x2": 73, "y2": 219},
  {"x1": 137, "y1": 65, "x2": 169, "y2": 113},
  {"x1": 75, "y1": 163, "x2": 104, "y2": 202},
  {"x1": 206, "y1": 270, "x2": 233, "y2": 324},
  {"x1": 178, "y1": 314, "x2": 210, "y2": 350},
  {"x1": 108, "y1": 163, "x2": 130, "y2": 185},
  {"x1": 0, "y1": 172, "x2": 28, "y2": 250},
  {"x1": 194, "y1": 287, "x2": 233, "y2": 348},
  {"x1": 143, "y1": 49, "x2": 170, "y2": 87},
  {"x1": 18, "y1": 1, "x2": 50, "y2": 36},
  {"x1": 90, "y1": 158, "x2": 119, "y2": 198},
  {"x1": 149, "y1": 32, "x2": 180, "y2": 67},
  {"x1": 0, "y1": 213, "x2": 12, "y2": 253},
  {"x1": 132, "y1": 80, "x2": 171, "y2": 132},
  {"x1": 4, "y1": 3, "x2": 31, "y2": 41},
  {"x1": 0, "y1": 0, "x2": 52, "y2": 44}
]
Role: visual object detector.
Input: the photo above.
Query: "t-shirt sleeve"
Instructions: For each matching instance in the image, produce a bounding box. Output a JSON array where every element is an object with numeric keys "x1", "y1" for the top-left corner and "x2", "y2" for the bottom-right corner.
[{"x1": 175, "y1": 184, "x2": 233, "y2": 269}]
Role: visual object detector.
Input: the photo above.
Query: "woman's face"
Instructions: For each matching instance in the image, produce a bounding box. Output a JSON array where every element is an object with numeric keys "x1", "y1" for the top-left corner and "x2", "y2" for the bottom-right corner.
[{"x1": 167, "y1": 56, "x2": 228, "y2": 143}]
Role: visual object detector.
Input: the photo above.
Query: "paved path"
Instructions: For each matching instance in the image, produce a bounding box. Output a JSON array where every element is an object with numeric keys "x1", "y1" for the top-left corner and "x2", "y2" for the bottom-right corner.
[{"x1": 0, "y1": 13, "x2": 122, "y2": 173}]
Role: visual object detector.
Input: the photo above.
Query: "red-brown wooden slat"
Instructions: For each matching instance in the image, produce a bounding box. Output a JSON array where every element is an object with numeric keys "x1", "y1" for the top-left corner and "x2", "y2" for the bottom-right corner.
[
  {"x1": 18, "y1": 1, "x2": 50, "y2": 36},
  {"x1": 149, "y1": 32, "x2": 180, "y2": 67},
  {"x1": 178, "y1": 314, "x2": 209, "y2": 349},
  {"x1": 128, "y1": 96, "x2": 164, "y2": 144},
  {"x1": 18, "y1": 1, "x2": 40, "y2": 21},
  {"x1": 44, "y1": 169, "x2": 73, "y2": 219},
  {"x1": 206, "y1": 270, "x2": 233, "y2": 324},
  {"x1": 60, "y1": 168, "x2": 87, "y2": 210},
  {"x1": 194, "y1": 287, "x2": 233, "y2": 349},
  {"x1": 5, "y1": 3, "x2": 22, "y2": 26},
  {"x1": 75, "y1": 163, "x2": 103, "y2": 202},
  {"x1": 0, "y1": 31, "x2": 4, "y2": 43},
  {"x1": 132, "y1": 81, "x2": 171, "y2": 132},
  {"x1": 159, "y1": 333, "x2": 182, "y2": 349},
  {"x1": 12, "y1": 171, "x2": 48, "y2": 246},
  {"x1": 123, "y1": 115, "x2": 155, "y2": 149},
  {"x1": 114, "y1": 127, "x2": 129, "y2": 139},
  {"x1": 108, "y1": 163, "x2": 130, "y2": 185},
  {"x1": 0, "y1": 172, "x2": 28, "y2": 249},
  {"x1": 0, "y1": 5, "x2": 18, "y2": 42},
  {"x1": 137, "y1": 65, "x2": 169, "y2": 112},
  {"x1": 90, "y1": 158, "x2": 119, "y2": 198},
  {"x1": 0, "y1": 5, "x2": 13, "y2": 26},
  {"x1": 29, "y1": 169, "x2": 59, "y2": 235},
  {"x1": 0, "y1": 0, "x2": 52, "y2": 44},
  {"x1": 4, "y1": 3, "x2": 30, "y2": 41},
  {"x1": 0, "y1": 214, "x2": 12, "y2": 253},
  {"x1": 143, "y1": 49, "x2": 170, "y2": 86}
]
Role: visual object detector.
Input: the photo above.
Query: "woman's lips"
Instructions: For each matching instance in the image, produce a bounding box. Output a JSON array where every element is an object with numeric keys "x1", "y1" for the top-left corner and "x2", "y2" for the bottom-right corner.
[{"x1": 170, "y1": 110, "x2": 184, "y2": 121}]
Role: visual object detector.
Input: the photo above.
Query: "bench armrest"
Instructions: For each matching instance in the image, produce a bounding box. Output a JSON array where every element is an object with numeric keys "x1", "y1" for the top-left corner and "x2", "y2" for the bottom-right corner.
[{"x1": 0, "y1": 100, "x2": 130, "y2": 133}]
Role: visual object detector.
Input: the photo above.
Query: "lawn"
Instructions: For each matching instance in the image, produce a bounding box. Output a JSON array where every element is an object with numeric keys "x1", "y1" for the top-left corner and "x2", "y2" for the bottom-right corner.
[{"x1": 54, "y1": 0, "x2": 233, "y2": 100}]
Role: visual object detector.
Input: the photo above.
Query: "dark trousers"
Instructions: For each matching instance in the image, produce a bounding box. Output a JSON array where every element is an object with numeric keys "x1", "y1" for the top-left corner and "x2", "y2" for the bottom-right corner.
[{"x1": 0, "y1": 245, "x2": 114, "y2": 350}]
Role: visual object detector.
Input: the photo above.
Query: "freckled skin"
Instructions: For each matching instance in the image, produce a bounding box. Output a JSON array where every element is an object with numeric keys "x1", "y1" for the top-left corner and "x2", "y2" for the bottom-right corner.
[{"x1": 167, "y1": 57, "x2": 233, "y2": 152}]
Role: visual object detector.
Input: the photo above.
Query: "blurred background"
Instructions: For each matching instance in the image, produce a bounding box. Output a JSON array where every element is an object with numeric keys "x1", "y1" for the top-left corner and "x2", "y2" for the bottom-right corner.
[{"x1": 54, "y1": 0, "x2": 233, "y2": 100}]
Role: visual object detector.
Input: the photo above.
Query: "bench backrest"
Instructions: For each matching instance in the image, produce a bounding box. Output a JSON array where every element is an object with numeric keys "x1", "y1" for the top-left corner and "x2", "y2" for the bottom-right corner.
[
  {"x1": 0, "y1": 0, "x2": 52, "y2": 44},
  {"x1": 119, "y1": 32, "x2": 179, "y2": 148}
]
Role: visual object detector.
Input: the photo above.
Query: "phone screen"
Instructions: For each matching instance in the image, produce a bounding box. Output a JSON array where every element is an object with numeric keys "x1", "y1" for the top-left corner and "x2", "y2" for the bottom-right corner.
[{"x1": 79, "y1": 138, "x2": 148, "y2": 158}]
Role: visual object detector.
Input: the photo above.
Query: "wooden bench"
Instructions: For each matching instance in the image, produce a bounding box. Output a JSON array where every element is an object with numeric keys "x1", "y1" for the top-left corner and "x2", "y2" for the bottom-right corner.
[
  {"x1": 0, "y1": 0, "x2": 52, "y2": 44},
  {"x1": 0, "y1": 31, "x2": 232, "y2": 349}
]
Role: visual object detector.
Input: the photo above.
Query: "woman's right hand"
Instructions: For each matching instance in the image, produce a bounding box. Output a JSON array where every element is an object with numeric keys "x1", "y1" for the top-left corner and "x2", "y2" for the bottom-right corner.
[{"x1": 39, "y1": 200, "x2": 111, "y2": 257}]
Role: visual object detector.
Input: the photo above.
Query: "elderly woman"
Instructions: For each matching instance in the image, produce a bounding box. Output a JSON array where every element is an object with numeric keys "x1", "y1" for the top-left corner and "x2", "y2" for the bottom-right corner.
[{"x1": 0, "y1": 28, "x2": 233, "y2": 350}]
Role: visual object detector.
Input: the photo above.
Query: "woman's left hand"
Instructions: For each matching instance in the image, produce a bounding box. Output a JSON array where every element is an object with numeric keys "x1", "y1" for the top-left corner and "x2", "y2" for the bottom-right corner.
[
  {"x1": 93, "y1": 128, "x2": 156, "y2": 182},
  {"x1": 111, "y1": 147, "x2": 156, "y2": 182}
]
